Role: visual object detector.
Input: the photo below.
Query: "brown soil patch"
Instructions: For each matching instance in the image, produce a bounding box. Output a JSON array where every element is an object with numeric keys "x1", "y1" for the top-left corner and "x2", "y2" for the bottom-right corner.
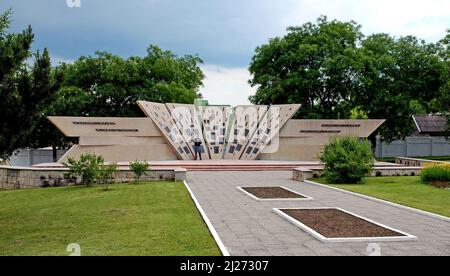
[
  {"x1": 242, "y1": 187, "x2": 306, "y2": 199},
  {"x1": 281, "y1": 209, "x2": 405, "y2": 238}
]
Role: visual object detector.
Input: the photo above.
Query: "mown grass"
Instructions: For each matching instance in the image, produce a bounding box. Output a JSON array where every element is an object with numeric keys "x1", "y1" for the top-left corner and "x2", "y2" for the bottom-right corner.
[
  {"x1": 0, "y1": 182, "x2": 221, "y2": 256},
  {"x1": 314, "y1": 176, "x2": 450, "y2": 218}
]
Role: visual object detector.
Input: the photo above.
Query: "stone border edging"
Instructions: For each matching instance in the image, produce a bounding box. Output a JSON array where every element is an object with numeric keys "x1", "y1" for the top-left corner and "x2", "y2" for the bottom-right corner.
[
  {"x1": 183, "y1": 180, "x2": 230, "y2": 256},
  {"x1": 304, "y1": 180, "x2": 450, "y2": 223}
]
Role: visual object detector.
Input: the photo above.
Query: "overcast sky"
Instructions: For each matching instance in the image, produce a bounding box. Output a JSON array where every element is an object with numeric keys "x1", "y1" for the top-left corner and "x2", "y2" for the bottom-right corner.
[{"x1": 1, "y1": 0, "x2": 449, "y2": 105}]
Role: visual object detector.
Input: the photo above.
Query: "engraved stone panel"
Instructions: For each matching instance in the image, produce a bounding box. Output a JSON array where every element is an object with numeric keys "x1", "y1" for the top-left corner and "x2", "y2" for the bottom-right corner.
[
  {"x1": 224, "y1": 105, "x2": 268, "y2": 159},
  {"x1": 199, "y1": 105, "x2": 231, "y2": 159},
  {"x1": 47, "y1": 117, "x2": 161, "y2": 137},
  {"x1": 240, "y1": 104, "x2": 301, "y2": 160},
  {"x1": 166, "y1": 103, "x2": 210, "y2": 160},
  {"x1": 137, "y1": 101, "x2": 193, "y2": 160}
]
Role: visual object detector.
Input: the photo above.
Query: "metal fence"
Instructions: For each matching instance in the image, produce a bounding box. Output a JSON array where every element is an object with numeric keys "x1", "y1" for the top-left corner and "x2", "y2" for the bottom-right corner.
[
  {"x1": 375, "y1": 137, "x2": 450, "y2": 158},
  {"x1": 9, "y1": 148, "x2": 68, "y2": 167}
]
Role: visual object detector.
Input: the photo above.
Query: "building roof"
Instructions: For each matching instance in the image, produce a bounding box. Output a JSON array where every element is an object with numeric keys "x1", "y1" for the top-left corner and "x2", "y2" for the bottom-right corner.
[{"x1": 413, "y1": 115, "x2": 448, "y2": 134}]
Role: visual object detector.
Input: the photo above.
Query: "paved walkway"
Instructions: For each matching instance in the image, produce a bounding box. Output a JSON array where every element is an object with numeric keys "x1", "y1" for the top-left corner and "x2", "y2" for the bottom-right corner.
[{"x1": 187, "y1": 171, "x2": 450, "y2": 256}]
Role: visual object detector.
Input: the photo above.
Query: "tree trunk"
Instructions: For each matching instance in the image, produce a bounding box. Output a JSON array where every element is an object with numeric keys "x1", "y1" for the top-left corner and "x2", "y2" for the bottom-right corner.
[
  {"x1": 52, "y1": 146, "x2": 57, "y2": 163},
  {"x1": 369, "y1": 134, "x2": 377, "y2": 154}
]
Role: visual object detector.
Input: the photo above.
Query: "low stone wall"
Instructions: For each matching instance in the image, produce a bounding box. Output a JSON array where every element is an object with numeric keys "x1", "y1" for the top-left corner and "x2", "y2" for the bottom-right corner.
[
  {"x1": 370, "y1": 167, "x2": 422, "y2": 177},
  {"x1": 395, "y1": 157, "x2": 450, "y2": 167},
  {"x1": 0, "y1": 166, "x2": 186, "y2": 190},
  {"x1": 293, "y1": 166, "x2": 422, "y2": 182}
]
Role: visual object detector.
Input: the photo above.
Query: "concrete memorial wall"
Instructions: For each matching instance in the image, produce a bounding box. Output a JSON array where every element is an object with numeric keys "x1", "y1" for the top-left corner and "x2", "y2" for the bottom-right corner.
[{"x1": 48, "y1": 101, "x2": 385, "y2": 162}]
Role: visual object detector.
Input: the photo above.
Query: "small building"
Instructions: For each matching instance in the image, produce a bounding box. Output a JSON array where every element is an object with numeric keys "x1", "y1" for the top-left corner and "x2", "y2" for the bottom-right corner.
[
  {"x1": 412, "y1": 115, "x2": 448, "y2": 137},
  {"x1": 375, "y1": 115, "x2": 450, "y2": 158}
]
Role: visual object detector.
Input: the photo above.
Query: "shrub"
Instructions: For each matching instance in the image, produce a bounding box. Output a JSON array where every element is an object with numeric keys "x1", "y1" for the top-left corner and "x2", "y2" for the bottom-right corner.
[
  {"x1": 98, "y1": 162, "x2": 118, "y2": 190},
  {"x1": 129, "y1": 161, "x2": 149, "y2": 183},
  {"x1": 421, "y1": 163, "x2": 450, "y2": 187},
  {"x1": 320, "y1": 136, "x2": 374, "y2": 184},
  {"x1": 65, "y1": 153, "x2": 104, "y2": 187}
]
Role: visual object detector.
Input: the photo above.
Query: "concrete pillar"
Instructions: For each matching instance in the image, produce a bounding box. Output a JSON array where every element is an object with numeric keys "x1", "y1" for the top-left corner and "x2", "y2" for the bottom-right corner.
[{"x1": 174, "y1": 168, "x2": 187, "y2": 181}]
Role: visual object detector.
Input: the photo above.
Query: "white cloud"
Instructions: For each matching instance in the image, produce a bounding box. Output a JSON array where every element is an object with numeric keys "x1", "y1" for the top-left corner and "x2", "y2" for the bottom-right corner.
[
  {"x1": 9, "y1": 0, "x2": 447, "y2": 108},
  {"x1": 198, "y1": 1, "x2": 449, "y2": 106},
  {"x1": 285, "y1": 0, "x2": 450, "y2": 42},
  {"x1": 199, "y1": 65, "x2": 256, "y2": 106},
  {"x1": 51, "y1": 56, "x2": 75, "y2": 65}
]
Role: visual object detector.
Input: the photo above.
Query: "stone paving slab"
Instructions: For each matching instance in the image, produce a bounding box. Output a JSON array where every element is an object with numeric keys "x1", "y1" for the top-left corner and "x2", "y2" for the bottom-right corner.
[{"x1": 186, "y1": 171, "x2": 450, "y2": 256}]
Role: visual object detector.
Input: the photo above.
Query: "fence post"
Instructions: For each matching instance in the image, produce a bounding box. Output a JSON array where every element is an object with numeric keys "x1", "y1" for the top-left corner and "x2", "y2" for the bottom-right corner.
[
  {"x1": 404, "y1": 138, "x2": 408, "y2": 157},
  {"x1": 29, "y1": 149, "x2": 34, "y2": 167},
  {"x1": 430, "y1": 137, "x2": 434, "y2": 157},
  {"x1": 380, "y1": 139, "x2": 383, "y2": 159}
]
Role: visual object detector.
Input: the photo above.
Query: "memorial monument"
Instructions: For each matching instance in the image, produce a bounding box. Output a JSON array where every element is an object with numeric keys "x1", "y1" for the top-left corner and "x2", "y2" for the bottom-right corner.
[{"x1": 48, "y1": 101, "x2": 384, "y2": 162}]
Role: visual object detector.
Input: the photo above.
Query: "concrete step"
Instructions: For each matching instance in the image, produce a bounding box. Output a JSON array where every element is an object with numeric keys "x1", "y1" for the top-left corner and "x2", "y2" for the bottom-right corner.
[{"x1": 33, "y1": 160, "x2": 404, "y2": 172}]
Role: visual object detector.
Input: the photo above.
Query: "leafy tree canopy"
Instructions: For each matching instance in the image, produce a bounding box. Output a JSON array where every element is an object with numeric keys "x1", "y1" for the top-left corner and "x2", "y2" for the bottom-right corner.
[
  {"x1": 249, "y1": 16, "x2": 362, "y2": 119},
  {"x1": 437, "y1": 30, "x2": 450, "y2": 136},
  {"x1": 0, "y1": 9, "x2": 60, "y2": 159},
  {"x1": 57, "y1": 46, "x2": 204, "y2": 117},
  {"x1": 29, "y1": 45, "x2": 205, "y2": 158},
  {"x1": 249, "y1": 16, "x2": 448, "y2": 142},
  {"x1": 356, "y1": 34, "x2": 444, "y2": 142}
]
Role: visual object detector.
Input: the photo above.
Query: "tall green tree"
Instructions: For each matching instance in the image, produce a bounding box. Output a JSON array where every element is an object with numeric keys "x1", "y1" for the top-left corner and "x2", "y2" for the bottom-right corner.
[
  {"x1": 249, "y1": 16, "x2": 446, "y2": 144},
  {"x1": 28, "y1": 84, "x2": 78, "y2": 161},
  {"x1": 437, "y1": 30, "x2": 450, "y2": 136},
  {"x1": 355, "y1": 34, "x2": 444, "y2": 143},
  {"x1": 30, "y1": 45, "x2": 204, "y2": 160},
  {"x1": 249, "y1": 16, "x2": 363, "y2": 119},
  {"x1": 0, "y1": 10, "x2": 60, "y2": 159},
  {"x1": 59, "y1": 46, "x2": 204, "y2": 117}
]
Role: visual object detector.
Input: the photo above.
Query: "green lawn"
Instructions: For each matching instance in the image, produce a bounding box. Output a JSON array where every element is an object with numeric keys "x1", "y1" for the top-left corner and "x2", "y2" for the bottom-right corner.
[
  {"x1": 314, "y1": 177, "x2": 450, "y2": 218},
  {"x1": 0, "y1": 182, "x2": 221, "y2": 256}
]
